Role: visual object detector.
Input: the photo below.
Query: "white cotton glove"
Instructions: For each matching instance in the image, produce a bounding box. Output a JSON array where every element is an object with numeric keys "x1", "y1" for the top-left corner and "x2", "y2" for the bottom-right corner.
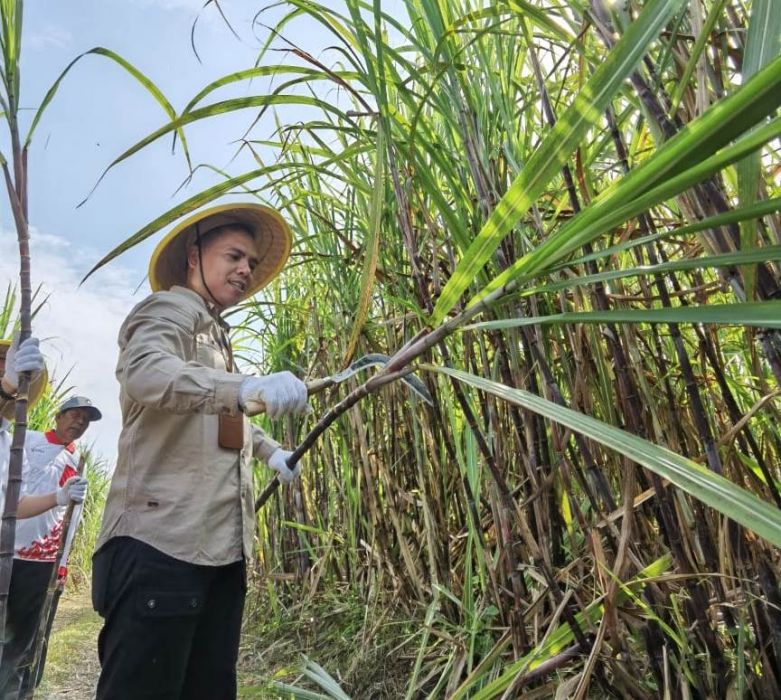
[
  {"x1": 3, "y1": 335, "x2": 45, "y2": 392},
  {"x1": 238, "y1": 371, "x2": 308, "y2": 419},
  {"x1": 267, "y1": 448, "x2": 301, "y2": 484},
  {"x1": 56, "y1": 476, "x2": 88, "y2": 506}
]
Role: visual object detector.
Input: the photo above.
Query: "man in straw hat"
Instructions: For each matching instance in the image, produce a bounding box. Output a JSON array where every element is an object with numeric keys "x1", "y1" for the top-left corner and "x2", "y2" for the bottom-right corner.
[
  {"x1": 93, "y1": 203, "x2": 308, "y2": 699},
  {"x1": 0, "y1": 336, "x2": 89, "y2": 699},
  {"x1": 1, "y1": 395, "x2": 98, "y2": 698}
]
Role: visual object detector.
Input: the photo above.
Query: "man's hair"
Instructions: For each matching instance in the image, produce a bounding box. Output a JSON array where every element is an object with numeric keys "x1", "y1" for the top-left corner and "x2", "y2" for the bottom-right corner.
[{"x1": 193, "y1": 222, "x2": 255, "y2": 252}]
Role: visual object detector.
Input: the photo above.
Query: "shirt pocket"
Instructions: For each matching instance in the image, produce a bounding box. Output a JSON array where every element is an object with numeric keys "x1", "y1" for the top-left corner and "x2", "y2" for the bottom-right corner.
[{"x1": 194, "y1": 332, "x2": 228, "y2": 371}]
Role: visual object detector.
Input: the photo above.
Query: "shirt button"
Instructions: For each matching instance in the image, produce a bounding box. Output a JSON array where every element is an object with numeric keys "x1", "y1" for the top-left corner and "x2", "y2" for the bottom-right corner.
[{"x1": 147, "y1": 598, "x2": 157, "y2": 610}]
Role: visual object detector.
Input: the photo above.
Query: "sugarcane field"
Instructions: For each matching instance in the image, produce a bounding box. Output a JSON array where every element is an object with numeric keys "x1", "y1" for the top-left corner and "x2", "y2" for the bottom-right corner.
[{"x1": 1, "y1": 0, "x2": 781, "y2": 697}]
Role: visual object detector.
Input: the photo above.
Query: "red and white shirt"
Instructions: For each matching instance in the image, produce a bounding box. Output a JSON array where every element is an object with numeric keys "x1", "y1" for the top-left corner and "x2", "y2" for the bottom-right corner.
[{"x1": 14, "y1": 430, "x2": 80, "y2": 563}]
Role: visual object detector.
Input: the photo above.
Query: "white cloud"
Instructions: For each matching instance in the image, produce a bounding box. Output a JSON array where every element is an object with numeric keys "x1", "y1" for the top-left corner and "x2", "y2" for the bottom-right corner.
[
  {"x1": 0, "y1": 227, "x2": 145, "y2": 467},
  {"x1": 27, "y1": 25, "x2": 73, "y2": 51}
]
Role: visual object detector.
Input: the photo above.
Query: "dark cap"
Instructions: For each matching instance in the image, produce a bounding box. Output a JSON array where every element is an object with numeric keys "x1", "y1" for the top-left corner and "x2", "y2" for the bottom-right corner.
[{"x1": 58, "y1": 395, "x2": 102, "y2": 421}]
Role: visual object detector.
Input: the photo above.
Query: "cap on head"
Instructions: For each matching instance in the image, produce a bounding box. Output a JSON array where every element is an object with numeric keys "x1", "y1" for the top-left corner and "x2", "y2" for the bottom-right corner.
[
  {"x1": 0, "y1": 338, "x2": 49, "y2": 420},
  {"x1": 148, "y1": 203, "x2": 292, "y2": 300},
  {"x1": 58, "y1": 395, "x2": 102, "y2": 422}
]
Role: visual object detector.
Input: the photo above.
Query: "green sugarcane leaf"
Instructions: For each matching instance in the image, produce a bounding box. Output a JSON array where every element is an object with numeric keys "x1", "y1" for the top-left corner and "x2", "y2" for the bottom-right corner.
[
  {"x1": 464, "y1": 302, "x2": 781, "y2": 331},
  {"x1": 182, "y1": 65, "x2": 361, "y2": 115},
  {"x1": 738, "y1": 0, "x2": 781, "y2": 301},
  {"x1": 82, "y1": 160, "x2": 328, "y2": 283},
  {"x1": 525, "y1": 244, "x2": 781, "y2": 297},
  {"x1": 434, "y1": 367, "x2": 781, "y2": 549},
  {"x1": 81, "y1": 94, "x2": 352, "y2": 205},
  {"x1": 431, "y1": 0, "x2": 684, "y2": 324},
  {"x1": 472, "y1": 114, "x2": 781, "y2": 301},
  {"x1": 557, "y1": 196, "x2": 781, "y2": 271},
  {"x1": 25, "y1": 47, "x2": 191, "y2": 169},
  {"x1": 451, "y1": 554, "x2": 673, "y2": 700},
  {"x1": 670, "y1": 0, "x2": 729, "y2": 113},
  {"x1": 342, "y1": 123, "x2": 385, "y2": 365}
]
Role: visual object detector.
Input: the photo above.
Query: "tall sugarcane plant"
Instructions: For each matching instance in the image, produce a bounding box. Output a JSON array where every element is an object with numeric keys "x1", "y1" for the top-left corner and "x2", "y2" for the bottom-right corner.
[
  {"x1": 0, "y1": 0, "x2": 35, "y2": 667},
  {"x1": 0, "y1": 0, "x2": 181, "y2": 672},
  {"x1": 82, "y1": 0, "x2": 781, "y2": 695}
]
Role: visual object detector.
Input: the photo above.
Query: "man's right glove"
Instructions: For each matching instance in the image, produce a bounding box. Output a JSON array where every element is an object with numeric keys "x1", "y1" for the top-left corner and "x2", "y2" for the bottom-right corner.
[
  {"x1": 267, "y1": 448, "x2": 301, "y2": 484},
  {"x1": 56, "y1": 476, "x2": 88, "y2": 506},
  {"x1": 239, "y1": 371, "x2": 308, "y2": 419},
  {"x1": 3, "y1": 335, "x2": 45, "y2": 392}
]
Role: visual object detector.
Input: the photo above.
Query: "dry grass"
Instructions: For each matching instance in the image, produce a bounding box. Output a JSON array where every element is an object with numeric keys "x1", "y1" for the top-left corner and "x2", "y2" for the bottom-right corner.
[{"x1": 35, "y1": 589, "x2": 101, "y2": 700}]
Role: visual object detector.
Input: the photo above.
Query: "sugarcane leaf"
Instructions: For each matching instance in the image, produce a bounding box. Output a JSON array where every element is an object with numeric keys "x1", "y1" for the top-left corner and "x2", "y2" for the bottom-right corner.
[
  {"x1": 25, "y1": 47, "x2": 191, "y2": 169},
  {"x1": 451, "y1": 554, "x2": 673, "y2": 700},
  {"x1": 82, "y1": 153, "x2": 362, "y2": 283},
  {"x1": 557, "y1": 196, "x2": 781, "y2": 271},
  {"x1": 465, "y1": 301, "x2": 781, "y2": 331},
  {"x1": 341, "y1": 98, "x2": 385, "y2": 366},
  {"x1": 301, "y1": 657, "x2": 353, "y2": 700},
  {"x1": 669, "y1": 0, "x2": 729, "y2": 113},
  {"x1": 81, "y1": 94, "x2": 352, "y2": 205},
  {"x1": 434, "y1": 367, "x2": 781, "y2": 549},
  {"x1": 472, "y1": 113, "x2": 781, "y2": 301},
  {"x1": 81, "y1": 163, "x2": 296, "y2": 283},
  {"x1": 182, "y1": 65, "x2": 360, "y2": 115},
  {"x1": 526, "y1": 244, "x2": 781, "y2": 297},
  {"x1": 738, "y1": 0, "x2": 781, "y2": 300},
  {"x1": 431, "y1": 0, "x2": 684, "y2": 323}
]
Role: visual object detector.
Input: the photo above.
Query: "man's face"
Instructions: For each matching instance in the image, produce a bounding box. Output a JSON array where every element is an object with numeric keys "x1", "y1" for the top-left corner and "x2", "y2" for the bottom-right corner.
[
  {"x1": 186, "y1": 228, "x2": 259, "y2": 310},
  {"x1": 55, "y1": 407, "x2": 90, "y2": 443}
]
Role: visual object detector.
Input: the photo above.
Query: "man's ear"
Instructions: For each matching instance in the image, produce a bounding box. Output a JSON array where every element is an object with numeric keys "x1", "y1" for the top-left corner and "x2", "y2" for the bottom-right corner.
[{"x1": 186, "y1": 244, "x2": 200, "y2": 271}]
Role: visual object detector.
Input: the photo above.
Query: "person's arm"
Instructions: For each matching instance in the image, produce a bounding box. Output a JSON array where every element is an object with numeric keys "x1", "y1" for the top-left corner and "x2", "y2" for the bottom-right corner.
[
  {"x1": 17, "y1": 493, "x2": 57, "y2": 519},
  {"x1": 250, "y1": 425, "x2": 302, "y2": 483},
  {"x1": 251, "y1": 423, "x2": 281, "y2": 463},
  {"x1": 119, "y1": 294, "x2": 244, "y2": 416},
  {"x1": 17, "y1": 475, "x2": 87, "y2": 519}
]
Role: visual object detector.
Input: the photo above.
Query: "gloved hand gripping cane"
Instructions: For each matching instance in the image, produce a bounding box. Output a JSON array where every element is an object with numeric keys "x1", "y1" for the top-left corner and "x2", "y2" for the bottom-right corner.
[{"x1": 243, "y1": 354, "x2": 434, "y2": 511}]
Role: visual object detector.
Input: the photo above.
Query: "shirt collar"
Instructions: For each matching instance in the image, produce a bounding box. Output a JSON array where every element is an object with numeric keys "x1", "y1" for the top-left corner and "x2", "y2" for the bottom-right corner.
[
  {"x1": 170, "y1": 285, "x2": 230, "y2": 332},
  {"x1": 45, "y1": 430, "x2": 75, "y2": 453}
]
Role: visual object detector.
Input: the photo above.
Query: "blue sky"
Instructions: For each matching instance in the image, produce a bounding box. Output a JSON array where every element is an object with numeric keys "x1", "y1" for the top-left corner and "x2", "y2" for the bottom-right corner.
[{"x1": 1, "y1": 0, "x2": 405, "y2": 461}]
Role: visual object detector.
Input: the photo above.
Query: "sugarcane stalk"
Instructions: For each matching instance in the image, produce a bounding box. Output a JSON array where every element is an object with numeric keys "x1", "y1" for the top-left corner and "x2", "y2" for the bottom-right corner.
[
  {"x1": 0, "y1": 12, "x2": 33, "y2": 663},
  {"x1": 22, "y1": 453, "x2": 86, "y2": 697}
]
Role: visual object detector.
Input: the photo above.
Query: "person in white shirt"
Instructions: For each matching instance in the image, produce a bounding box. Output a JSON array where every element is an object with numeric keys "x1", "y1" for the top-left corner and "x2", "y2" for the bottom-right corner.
[{"x1": 0, "y1": 339, "x2": 88, "y2": 699}]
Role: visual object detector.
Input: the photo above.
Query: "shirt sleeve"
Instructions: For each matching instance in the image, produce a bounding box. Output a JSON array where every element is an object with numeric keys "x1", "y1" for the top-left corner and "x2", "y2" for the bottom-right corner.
[
  {"x1": 118, "y1": 292, "x2": 245, "y2": 416},
  {"x1": 251, "y1": 423, "x2": 280, "y2": 463},
  {"x1": 19, "y1": 447, "x2": 33, "y2": 498}
]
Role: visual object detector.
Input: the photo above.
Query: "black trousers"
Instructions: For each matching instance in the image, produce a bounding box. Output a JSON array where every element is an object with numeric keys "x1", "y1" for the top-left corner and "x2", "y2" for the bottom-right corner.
[
  {"x1": 92, "y1": 537, "x2": 246, "y2": 700},
  {"x1": 0, "y1": 559, "x2": 54, "y2": 700}
]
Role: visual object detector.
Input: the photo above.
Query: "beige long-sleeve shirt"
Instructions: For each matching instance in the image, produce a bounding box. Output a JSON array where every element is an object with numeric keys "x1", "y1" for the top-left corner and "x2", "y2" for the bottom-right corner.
[{"x1": 95, "y1": 285, "x2": 280, "y2": 566}]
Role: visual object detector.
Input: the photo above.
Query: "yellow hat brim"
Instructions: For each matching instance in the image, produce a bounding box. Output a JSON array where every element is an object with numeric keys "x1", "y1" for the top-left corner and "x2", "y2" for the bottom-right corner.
[
  {"x1": 148, "y1": 203, "x2": 292, "y2": 300},
  {"x1": 0, "y1": 339, "x2": 49, "y2": 420}
]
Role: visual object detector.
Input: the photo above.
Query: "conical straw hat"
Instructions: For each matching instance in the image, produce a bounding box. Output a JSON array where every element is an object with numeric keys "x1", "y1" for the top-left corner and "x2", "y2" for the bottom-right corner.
[
  {"x1": 0, "y1": 338, "x2": 49, "y2": 420},
  {"x1": 148, "y1": 203, "x2": 292, "y2": 299}
]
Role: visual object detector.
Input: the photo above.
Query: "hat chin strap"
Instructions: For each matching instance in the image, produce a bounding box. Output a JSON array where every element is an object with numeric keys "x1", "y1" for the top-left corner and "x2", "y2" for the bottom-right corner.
[{"x1": 195, "y1": 224, "x2": 224, "y2": 312}]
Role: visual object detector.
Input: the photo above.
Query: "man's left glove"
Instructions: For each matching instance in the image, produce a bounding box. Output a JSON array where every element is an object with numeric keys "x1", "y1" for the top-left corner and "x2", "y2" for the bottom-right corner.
[
  {"x1": 267, "y1": 448, "x2": 301, "y2": 484},
  {"x1": 56, "y1": 476, "x2": 88, "y2": 505},
  {"x1": 3, "y1": 335, "x2": 45, "y2": 392}
]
